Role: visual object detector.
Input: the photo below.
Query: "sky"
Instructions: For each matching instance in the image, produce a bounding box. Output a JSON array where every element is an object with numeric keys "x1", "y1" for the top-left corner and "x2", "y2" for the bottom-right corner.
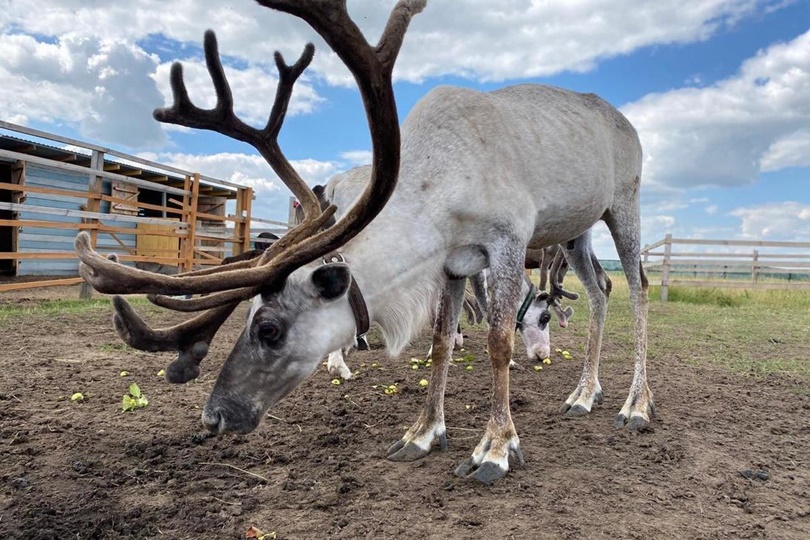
[{"x1": 1, "y1": 0, "x2": 809, "y2": 259}]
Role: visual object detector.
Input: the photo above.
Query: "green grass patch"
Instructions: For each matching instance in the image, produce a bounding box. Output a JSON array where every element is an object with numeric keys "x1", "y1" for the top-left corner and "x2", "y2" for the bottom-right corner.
[
  {"x1": 98, "y1": 341, "x2": 133, "y2": 352},
  {"x1": 0, "y1": 296, "x2": 153, "y2": 324},
  {"x1": 651, "y1": 286, "x2": 742, "y2": 307},
  {"x1": 537, "y1": 273, "x2": 810, "y2": 380}
]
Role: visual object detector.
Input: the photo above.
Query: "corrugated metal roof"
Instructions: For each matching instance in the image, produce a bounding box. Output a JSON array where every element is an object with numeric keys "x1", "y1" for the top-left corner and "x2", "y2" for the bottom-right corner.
[{"x1": 0, "y1": 134, "x2": 238, "y2": 198}]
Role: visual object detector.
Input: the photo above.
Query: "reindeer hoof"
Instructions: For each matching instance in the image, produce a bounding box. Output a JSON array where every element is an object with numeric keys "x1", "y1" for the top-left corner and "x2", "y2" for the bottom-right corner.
[
  {"x1": 454, "y1": 447, "x2": 523, "y2": 484},
  {"x1": 614, "y1": 412, "x2": 651, "y2": 431},
  {"x1": 628, "y1": 415, "x2": 650, "y2": 432},
  {"x1": 468, "y1": 462, "x2": 508, "y2": 485},
  {"x1": 386, "y1": 431, "x2": 446, "y2": 462},
  {"x1": 387, "y1": 442, "x2": 430, "y2": 462},
  {"x1": 565, "y1": 404, "x2": 591, "y2": 417},
  {"x1": 453, "y1": 458, "x2": 474, "y2": 478}
]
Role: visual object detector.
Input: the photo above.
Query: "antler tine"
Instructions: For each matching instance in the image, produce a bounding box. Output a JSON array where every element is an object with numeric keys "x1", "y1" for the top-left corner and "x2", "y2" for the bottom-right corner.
[
  {"x1": 78, "y1": 0, "x2": 425, "y2": 379},
  {"x1": 112, "y1": 296, "x2": 238, "y2": 383},
  {"x1": 229, "y1": 0, "x2": 427, "y2": 280},
  {"x1": 147, "y1": 287, "x2": 258, "y2": 312},
  {"x1": 548, "y1": 249, "x2": 579, "y2": 302},
  {"x1": 155, "y1": 31, "x2": 322, "y2": 224}
]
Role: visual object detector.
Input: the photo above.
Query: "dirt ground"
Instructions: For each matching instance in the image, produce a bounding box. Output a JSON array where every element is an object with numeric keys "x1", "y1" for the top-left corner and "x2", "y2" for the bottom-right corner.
[{"x1": 1, "y1": 285, "x2": 808, "y2": 539}]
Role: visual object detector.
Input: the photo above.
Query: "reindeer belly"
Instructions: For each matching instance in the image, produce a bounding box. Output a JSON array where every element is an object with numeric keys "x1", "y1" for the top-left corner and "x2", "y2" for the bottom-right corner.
[{"x1": 444, "y1": 245, "x2": 488, "y2": 279}]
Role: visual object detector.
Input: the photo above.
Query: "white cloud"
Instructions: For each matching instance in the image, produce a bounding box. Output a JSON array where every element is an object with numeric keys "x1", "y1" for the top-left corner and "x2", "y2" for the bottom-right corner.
[
  {"x1": 339, "y1": 150, "x2": 373, "y2": 166},
  {"x1": 705, "y1": 205, "x2": 719, "y2": 215},
  {"x1": 0, "y1": 0, "x2": 789, "y2": 85},
  {"x1": 730, "y1": 202, "x2": 810, "y2": 240},
  {"x1": 760, "y1": 129, "x2": 810, "y2": 171},
  {"x1": 0, "y1": 33, "x2": 166, "y2": 149},
  {"x1": 623, "y1": 29, "x2": 810, "y2": 192}
]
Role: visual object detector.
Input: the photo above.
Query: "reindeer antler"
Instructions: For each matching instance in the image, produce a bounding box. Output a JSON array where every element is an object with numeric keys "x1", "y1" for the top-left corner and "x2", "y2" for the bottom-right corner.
[{"x1": 76, "y1": 0, "x2": 427, "y2": 378}]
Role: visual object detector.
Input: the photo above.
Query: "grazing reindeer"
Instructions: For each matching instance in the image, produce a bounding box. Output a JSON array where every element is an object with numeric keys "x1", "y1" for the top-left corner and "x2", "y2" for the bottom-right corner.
[
  {"x1": 76, "y1": 0, "x2": 652, "y2": 484},
  {"x1": 321, "y1": 165, "x2": 576, "y2": 379}
]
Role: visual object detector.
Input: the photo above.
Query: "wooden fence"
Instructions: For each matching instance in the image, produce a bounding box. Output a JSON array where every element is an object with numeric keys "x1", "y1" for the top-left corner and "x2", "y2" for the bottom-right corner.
[
  {"x1": 0, "y1": 121, "x2": 268, "y2": 296},
  {"x1": 641, "y1": 235, "x2": 810, "y2": 301}
]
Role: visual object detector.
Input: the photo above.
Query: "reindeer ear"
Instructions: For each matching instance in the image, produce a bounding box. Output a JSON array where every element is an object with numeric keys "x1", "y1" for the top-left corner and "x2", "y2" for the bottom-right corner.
[
  {"x1": 552, "y1": 304, "x2": 574, "y2": 328},
  {"x1": 311, "y1": 263, "x2": 351, "y2": 301}
]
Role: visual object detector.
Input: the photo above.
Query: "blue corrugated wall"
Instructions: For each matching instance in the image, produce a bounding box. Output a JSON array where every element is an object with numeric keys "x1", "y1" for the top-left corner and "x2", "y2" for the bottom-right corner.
[{"x1": 18, "y1": 165, "x2": 136, "y2": 276}]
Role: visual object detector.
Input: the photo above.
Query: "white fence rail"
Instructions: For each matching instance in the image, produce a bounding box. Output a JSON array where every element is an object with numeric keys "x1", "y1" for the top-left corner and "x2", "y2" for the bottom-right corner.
[{"x1": 641, "y1": 235, "x2": 810, "y2": 301}]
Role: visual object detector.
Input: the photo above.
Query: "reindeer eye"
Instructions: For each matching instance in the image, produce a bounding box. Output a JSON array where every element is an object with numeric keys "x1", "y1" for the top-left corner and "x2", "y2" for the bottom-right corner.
[
  {"x1": 256, "y1": 322, "x2": 282, "y2": 345},
  {"x1": 538, "y1": 311, "x2": 552, "y2": 327}
]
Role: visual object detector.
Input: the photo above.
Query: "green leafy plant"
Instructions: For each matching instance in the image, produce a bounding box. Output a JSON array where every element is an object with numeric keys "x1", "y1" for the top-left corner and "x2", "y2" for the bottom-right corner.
[{"x1": 121, "y1": 382, "x2": 148, "y2": 412}]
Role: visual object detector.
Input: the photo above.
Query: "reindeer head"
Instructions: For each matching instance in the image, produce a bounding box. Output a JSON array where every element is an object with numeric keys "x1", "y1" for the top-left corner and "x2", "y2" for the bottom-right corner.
[
  {"x1": 517, "y1": 291, "x2": 576, "y2": 361},
  {"x1": 75, "y1": 0, "x2": 427, "y2": 435}
]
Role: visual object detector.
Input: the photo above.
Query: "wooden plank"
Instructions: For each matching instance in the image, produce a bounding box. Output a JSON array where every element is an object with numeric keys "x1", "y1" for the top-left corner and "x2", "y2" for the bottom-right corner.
[
  {"x1": 668, "y1": 259, "x2": 810, "y2": 269},
  {"x1": 0, "y1": 218, "x2": 97, "y2": 230},
  {"x1": 186, "y1": 174, "x2": 200, "y2": 270},
  {"x1": 0, "y1": 277, "x2": 85, "y2": 292},
  {"x1": 0, "y1": 252, "x2": 182, "y2": 263},
  {"x1": 193, "y1": 248, "x2": 223, "y2": 262},
  {"x1": 0, "y1": 148, "x2": 190, "y2": 196},
  {"x1": 137, "y1": 222, "x2": 181, "y2": 260},
  {"x1": 196, "y1": 210, "x2": 229, "y2": 222},
  {"x1": 0, "y1": 201, "x2": 187, "y2": 226},
  {"x1": 669, "y1": 279, "x2": 810, "y2": 290},
  {"x1": 646, "y1": 251, "x2": 810, "y2": 260},
  {"x1": 0, "y1": 219, "x2": 187, "y2": 240},
  {"x1": 0, "y1": 180, "x2": 90, "y2": 201},
  {"x1": 669, "y1": 238, "x2": 810, "y2": 249},
  {"x1": 80, "y1": 149, "x2": 104, "y2": 299},
  {"x1": 242, "y1": 187, "x2": 253, "y2": 255}
]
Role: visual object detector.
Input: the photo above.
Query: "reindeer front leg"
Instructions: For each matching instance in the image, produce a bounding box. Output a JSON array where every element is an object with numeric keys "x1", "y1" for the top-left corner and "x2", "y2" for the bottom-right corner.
[
  {"x1": 387, "y1": 277, "x2": 466, "y2": 461},
  {"x1": 455, "y1": 246, "x2": 525, "y2": 484}
]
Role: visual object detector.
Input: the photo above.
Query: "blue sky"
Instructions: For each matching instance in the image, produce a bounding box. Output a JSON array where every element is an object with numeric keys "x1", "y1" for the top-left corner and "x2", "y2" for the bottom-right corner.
[{"x1": 1, "y1": 0, "x2": 808, "y2": 258}]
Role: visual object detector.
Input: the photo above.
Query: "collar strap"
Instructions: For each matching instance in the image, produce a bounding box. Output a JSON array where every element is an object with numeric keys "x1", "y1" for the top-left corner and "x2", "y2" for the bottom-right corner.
[
  {"x1": 515, "y1": 281, "x2": 537, "y2": 329},
  {"x1": 322, "y1": 252, "x2": 370, "y2": 338}
]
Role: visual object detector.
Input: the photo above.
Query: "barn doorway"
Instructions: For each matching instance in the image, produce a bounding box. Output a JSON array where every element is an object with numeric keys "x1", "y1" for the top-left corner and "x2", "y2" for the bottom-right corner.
[{"x1": 0, "y1": 162, "x2": 15, "y2": 275}]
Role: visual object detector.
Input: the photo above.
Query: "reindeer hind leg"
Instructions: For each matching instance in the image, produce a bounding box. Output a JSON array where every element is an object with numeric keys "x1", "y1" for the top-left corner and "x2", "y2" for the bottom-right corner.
[
  {"x1": 560, "y1": 232, "x2": 608, "y2": 417},
  {"x1": 604, "y1": 192, "x2": 653, "y2": 431}
]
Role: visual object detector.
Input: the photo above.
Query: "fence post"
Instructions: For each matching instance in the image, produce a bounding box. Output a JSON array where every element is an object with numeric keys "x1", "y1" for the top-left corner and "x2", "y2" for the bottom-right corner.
[
  {"x1": 241, "y1": 187, "x2": 253, "y2": 254},
  {"x1": 642, "y1": 244, "x2": 649, "y2": 264},
  {"x1": 184, "y1": 173, "x2": 200, "y2": 271},
  {"x1": 80, "y1": 149, "x2": 104, "y2": 299},
  {"x1": 752, "y1": 249, "x2": 759, "y2": 283},
  {"x1": 660, "y1": 234, "x2": 672, "y2": 302}
]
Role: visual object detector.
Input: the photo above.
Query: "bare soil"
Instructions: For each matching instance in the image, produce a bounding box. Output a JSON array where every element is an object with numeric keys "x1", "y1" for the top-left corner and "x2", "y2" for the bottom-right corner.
[{"x1": 1, "y1": 286, "x2": 808, "y2": 539}]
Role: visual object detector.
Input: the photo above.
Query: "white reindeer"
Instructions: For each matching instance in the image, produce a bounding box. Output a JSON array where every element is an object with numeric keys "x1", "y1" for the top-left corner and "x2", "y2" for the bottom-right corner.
[
  {"x1": 75, "y1": 0, "x2": 651, "y2": 485},
  {"x1": 320, "y1": 165, "x2": 575, "y2": 380}
]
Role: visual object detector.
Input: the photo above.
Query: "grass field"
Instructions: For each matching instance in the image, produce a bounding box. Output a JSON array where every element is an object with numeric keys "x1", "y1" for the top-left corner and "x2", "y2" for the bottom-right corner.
[{"x1": 545, "y1": 273, "x2": 810, "y2": 379}]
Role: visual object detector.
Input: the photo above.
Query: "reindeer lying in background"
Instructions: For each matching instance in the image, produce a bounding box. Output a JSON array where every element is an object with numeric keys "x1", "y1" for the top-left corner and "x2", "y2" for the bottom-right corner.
[{"x1": 76, "y1": 0, "x2": 652, "y2": 485}]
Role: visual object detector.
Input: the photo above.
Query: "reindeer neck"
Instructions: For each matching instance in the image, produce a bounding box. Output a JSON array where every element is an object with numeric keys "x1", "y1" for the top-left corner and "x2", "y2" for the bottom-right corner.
[{"x1": 339, "y1": 203, "x2": 446, "y2": 355}]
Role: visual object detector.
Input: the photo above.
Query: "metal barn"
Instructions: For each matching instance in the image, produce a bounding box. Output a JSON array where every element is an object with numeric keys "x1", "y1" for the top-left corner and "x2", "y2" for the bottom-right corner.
[{"x1": 0, "y1": 121, "x2": 261, "y2": 293}]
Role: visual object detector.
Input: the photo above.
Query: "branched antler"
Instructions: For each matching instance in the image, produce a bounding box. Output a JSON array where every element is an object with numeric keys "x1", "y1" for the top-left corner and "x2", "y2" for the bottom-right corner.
[{"x1": 77, "y1": 0, "x2": 427, "y2": 380}]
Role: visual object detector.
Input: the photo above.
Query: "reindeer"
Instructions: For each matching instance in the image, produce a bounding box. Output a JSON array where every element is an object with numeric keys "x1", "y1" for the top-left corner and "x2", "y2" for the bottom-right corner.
[
  {"x1": 321, "y1": 165, "x2": 578, "y2": 379},
  {"x1": 75, "y1": 0, "x2": 652, "y2": 484}
]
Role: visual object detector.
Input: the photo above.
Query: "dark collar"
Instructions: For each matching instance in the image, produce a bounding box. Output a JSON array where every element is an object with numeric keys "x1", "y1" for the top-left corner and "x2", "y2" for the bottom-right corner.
[
  {"x1": 322, "y1": 252, "x2": 370, "y2": 338},
  {"x1": 515, "y1": 280, "x2": 537, "y2": 329}
]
